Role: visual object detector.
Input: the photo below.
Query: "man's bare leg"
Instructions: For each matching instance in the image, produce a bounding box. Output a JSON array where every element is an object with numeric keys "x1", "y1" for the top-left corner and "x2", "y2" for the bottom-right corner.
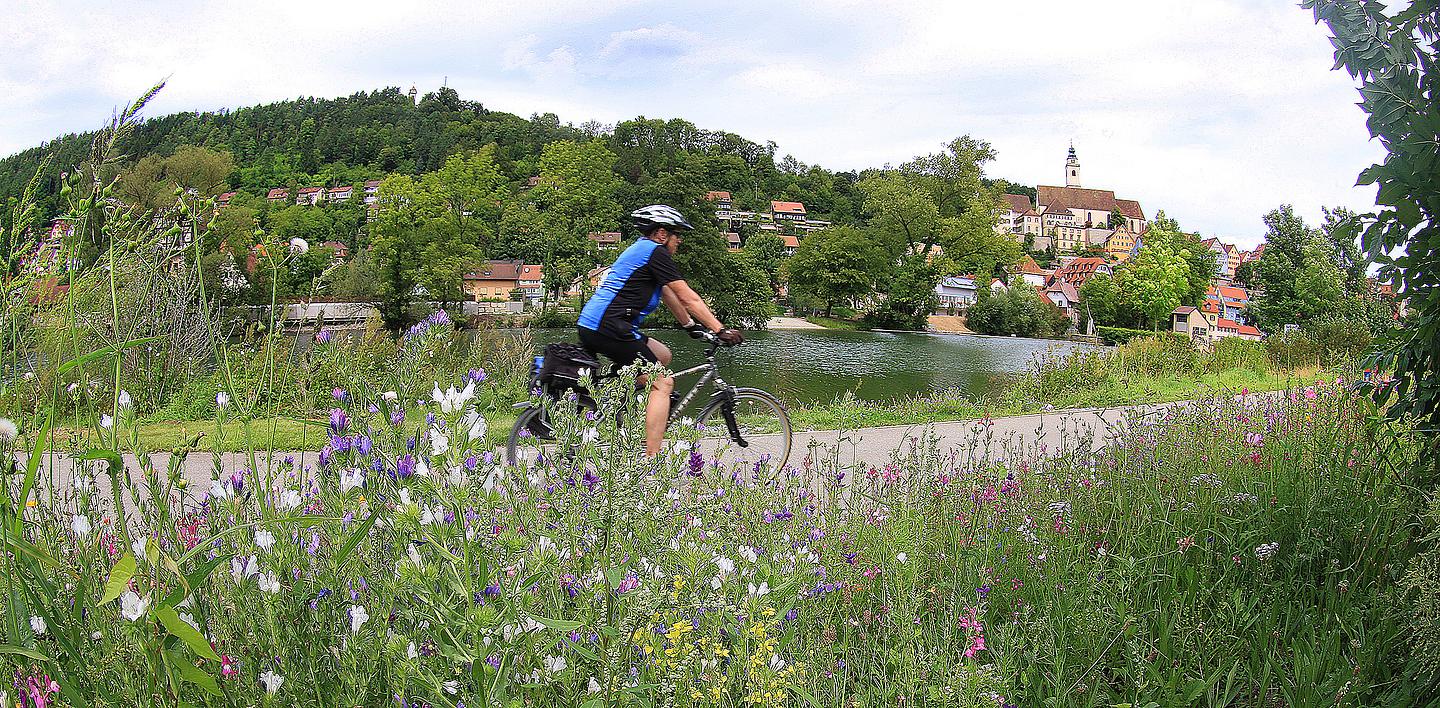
[
  {"x1": 645, "y1": 375, "x2": 674, "y2": 456},
  {"x1": 642, "y1": 339, "x2": 674, "y2": 456}
]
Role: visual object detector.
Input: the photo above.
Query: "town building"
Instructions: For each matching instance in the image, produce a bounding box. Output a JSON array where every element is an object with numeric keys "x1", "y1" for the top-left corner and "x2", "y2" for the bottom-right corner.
[
  {"x1": 1105, "y1": 226, "x2": 1140, "y2": 262},
  {"x1": 771, "y1": 201, "x2": 807, "y2": 222},
  {"x1": 327, "y1": 186, "x2": 353, "y2": 203},
  {"x1": 726, "y1": 232, "x2": 741, "y2": 252},
  {"x1": 781, "y1": 235, "x2": 799, "y2": 255},
  {"x1": 706, "y1": 191, "x2": 734, "y2": 220},
  {"x1": 999, "y1": 145, "x2": 1147, "y2": 249},
  {"x1": 517, "y1": 263, "x2": 545, "y2": 302},
  {"x1": 266, "y1": 188, "x2": 290, "y2": 203},
  {"x1": 935, "y1": 276, "x2": 980, "y2": 310},
  {"x1": 1000, "y1": 194, "x2": 1041, "y2": 236},
  {"x1": 462, "y1": 260, "x2": 540, "y2": 302},
  {"x1": 1044, "y1": 280, "x2": 1082, "y2": 324},
  {"x1": 588, "y1": 231, "x2": 623, "y2": 249},
  {"x1": 1011, "y1": 256, "x2": 1052, "y2": 287},
  {"x1": 320, "y1": 241, "x2": 349, "y2": 259},
  {"x1": 363, "y1": 180, "x2": 381, "y2": 205},
  {"x1": 295, "y1": 187, "x2": 325, "y2": 206},
  {"x1": 1049, "y1": 257, "x2": 1112, "y2": 289}
]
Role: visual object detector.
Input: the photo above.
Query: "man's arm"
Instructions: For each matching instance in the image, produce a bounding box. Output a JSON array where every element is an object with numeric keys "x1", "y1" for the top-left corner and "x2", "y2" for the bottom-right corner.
[{"x1": 662, "y1": 280, "x2": 723, "y2": 332}]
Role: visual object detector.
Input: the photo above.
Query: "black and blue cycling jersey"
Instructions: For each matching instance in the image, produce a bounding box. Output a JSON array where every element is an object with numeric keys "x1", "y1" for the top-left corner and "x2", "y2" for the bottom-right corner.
[{"x1": 578, "y1": 238, "x2": 684, "y2": 341}]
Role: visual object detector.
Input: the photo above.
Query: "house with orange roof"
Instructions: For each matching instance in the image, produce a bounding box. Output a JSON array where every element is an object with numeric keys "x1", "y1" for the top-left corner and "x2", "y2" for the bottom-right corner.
[
  {"x1": 295, "y1": 186, "x2": 325, "y2": 206},
  {"x1": 327, "y1": 185, "x2": 353, "y2": 203},
  {"x1": 1049, "y1": 257, "x2": 1112, "y2": 288},
  {"x1": 771, "y1": 201, "x2": 807, "y2": 222},
  {"x1": 1011, "y1": 255, "x2": 1052, "y2": 287},
  {"x1": 781, "y1": 234, "x2": 800, "y2": 255},
  {"x1": 266, "y1": 188, "x2": 290, "y2": 203}
]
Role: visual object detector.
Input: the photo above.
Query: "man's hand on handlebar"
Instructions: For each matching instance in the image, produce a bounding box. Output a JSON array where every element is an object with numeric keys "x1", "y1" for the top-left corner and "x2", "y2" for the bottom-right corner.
[
  {"x1": 717, "y1": 328, "x2": 744, "y2": 346},
  {"x1": 684, "y1": 322, "x2": 708, "y2": 339}
]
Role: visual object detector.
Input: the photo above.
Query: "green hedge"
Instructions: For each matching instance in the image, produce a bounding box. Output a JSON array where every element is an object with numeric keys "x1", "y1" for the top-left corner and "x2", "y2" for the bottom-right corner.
[{"x1": 1095, "y1": 325, "x2": 1156, "y2": 345}]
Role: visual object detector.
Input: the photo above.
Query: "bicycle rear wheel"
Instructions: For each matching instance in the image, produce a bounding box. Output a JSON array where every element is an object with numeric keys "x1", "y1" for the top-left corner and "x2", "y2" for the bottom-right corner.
[
  {"x1": 506, "y1": 406, "x2": 549, "y2": 466},
  {"x1": 692, "y1": 388, "x2": 792, "y2": 473}
]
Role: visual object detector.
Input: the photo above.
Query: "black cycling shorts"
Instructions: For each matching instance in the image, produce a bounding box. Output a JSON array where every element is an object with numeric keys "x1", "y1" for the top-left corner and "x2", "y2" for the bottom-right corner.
[{"x1": 578, "y1": 327, "x2": 658, "y2": 371}]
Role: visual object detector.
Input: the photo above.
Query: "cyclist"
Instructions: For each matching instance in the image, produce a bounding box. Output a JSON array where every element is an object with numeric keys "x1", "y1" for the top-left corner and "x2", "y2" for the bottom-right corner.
[{"x1": 578, "y1": 204, "x2": 744, "y2": 456}]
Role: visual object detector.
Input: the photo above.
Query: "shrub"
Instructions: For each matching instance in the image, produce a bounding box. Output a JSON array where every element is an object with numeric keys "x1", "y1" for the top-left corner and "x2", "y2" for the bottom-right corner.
[{"x1": 1095, "y1": 325, "x2": 1153, "y2": 346}]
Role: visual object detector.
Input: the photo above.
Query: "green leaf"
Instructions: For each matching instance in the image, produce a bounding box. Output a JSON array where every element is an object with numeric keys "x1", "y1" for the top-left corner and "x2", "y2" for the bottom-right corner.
[
  {"x1": 56, "y1": 336, "x2": 164, "y2": 375},
  {"x1": 335, "y1": 508, "x2": 380, "y2": 570},
  {"x1": 0, "y1": 643, "x2": 50, "y2": 661},
  {"x1": 792, "y1": 685, "x2": 823, "y2": 708},
  {"x1": 171, "y1": 651, "x2": 221, "y2": 696},
  {"x1": 100, "y1": 552, "x2": 137, "y2": 605},
  {"x1": 527, "y1": 614, "x2": 584, "y2": 632},
  {"x1": 16, "y1": 415, "x2": 51, "y2": 530},
  {"x1": 162, "y1": 555, "x2": 229, "y2": 608},
  {"x1": 79, "y1": 448, "x2": 123, "y2": 474},
  {"x1": 156, "y1": 606, "x2": 221, "y2": 662}
]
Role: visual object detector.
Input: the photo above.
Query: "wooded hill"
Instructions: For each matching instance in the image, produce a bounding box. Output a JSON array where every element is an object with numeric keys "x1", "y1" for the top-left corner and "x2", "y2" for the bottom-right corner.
[{"x1": 0, "y1": 85, "x2": 978, "y2": 227}]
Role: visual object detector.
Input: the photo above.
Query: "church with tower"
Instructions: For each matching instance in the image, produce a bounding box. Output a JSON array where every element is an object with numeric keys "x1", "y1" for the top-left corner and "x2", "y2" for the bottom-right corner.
[{"x1": 998, "y1": 144, "x2": 1148, "y2": 254}]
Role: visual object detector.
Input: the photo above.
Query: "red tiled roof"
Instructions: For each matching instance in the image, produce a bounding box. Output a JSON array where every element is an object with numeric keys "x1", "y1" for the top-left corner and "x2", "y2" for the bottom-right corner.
[
  {"x1": 1002, "y1": 194, "x2": 1034, "y2": 214},
  {"x1": 267, "y1": 188, "x2": 289, "y2": 199},
  {"x1": 297, "y1": 186, "x2": 323, "y2": 194},
  {"x1": 328, "y1": 186, "x2": 352, "y2": 194},
  {"x1": 519, "y1": 264, "x2": 543, "y2": 283},
  {"x1": 1114, "y1": 199, "x2": 1146, "y2": 221},
  {"x1": 218, "y1": 191, "x2": 236, "y2": 202},
  {"x1": 1046, "y1": 281, "x2": 1080, "y2": 303},
  {"x1": 1202, "y1": 300, "x2": 1221, "y2": 314},
  {"x1": 726, "y1": 232, "x2": 741, "y2": 244},
  {"x1": 771, "y1": 201, "x2": 806, "y2": 215},
  {"x1": 588, "y1": 231, "x2": 622, "y2": 245},
  {"x1": 464, "y1": 260, "x2": 525, "y2": 281},
  {"x1": 1037, "y1": 186, "x2": 1143, "y2": 219},
  {"x1": 1217, "y1": 285, "x2": 1248, "y2": 301},
  {"x1": 1238, "y1": 324, "x2": 1263, "y2": 337},
  {"x1": 706, "y1": 191, "x2": 732, "y2": 201},
  {"x1": 1015, "y1": 255, "x2": 1050, "y2": 276},
  {"x1": 364, "y1": 180, "x2": 382, "y2": 188},
  {"x1": 782, "y1": 235, "x2": 800, "y2": 247},
  {"x1": 1173, "y1": 306, "x2": 1197, "y2": 315},
  {"x1": 1052, "y1": 257, "x2": 1108, "y2": 286},
  {"x1": 1217, "y1": 318, "x2": 1243, "y2": 330}
]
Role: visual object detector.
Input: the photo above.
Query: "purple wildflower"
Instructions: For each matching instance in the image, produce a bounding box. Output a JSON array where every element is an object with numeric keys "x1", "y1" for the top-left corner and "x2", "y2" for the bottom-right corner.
[
  {"x1": 396, "y1": 454, "x2": 416, "y2": 479},
  {"x1": 315, "y1": 330, "x2": 332, "y2": 344},
  {"x1": 332, "y1": 388, "x2": 348, "y2": 403},
  {"x1": 329, "y1": 408, "x2": 348, "y2": 435}
]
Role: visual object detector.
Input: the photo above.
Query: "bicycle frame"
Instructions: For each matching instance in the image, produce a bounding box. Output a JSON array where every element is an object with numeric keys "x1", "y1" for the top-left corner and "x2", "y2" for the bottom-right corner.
[{"x1": 666, "y1": 341, "x2": 734, "y2": 422}]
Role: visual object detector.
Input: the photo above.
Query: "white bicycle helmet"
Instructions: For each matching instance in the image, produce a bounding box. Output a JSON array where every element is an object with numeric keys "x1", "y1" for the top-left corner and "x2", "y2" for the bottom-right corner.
[{"x1": 630, "y1": 204, "x2": 694, "y2": 233}]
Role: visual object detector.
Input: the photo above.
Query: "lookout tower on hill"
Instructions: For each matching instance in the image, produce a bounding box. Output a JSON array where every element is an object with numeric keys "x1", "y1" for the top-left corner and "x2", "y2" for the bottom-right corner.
[
  {"x1": 408, "y1": 85, "x2": 418, "y2": 104},
  {"x1": 1065, "y1": 142, "x2": 1082, "y2": 188}
]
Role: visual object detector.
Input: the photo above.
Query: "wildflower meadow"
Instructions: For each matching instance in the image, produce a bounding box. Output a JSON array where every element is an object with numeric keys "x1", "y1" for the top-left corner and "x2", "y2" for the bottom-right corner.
[{"x1": 0, "y1": 359, "x2": 1425, "y2": 706}]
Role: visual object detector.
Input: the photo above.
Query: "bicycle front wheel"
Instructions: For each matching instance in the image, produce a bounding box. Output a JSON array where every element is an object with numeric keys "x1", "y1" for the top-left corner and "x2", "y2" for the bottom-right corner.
[{"x1": 692, "y1": 388, "x2": 792, "y2": 473}]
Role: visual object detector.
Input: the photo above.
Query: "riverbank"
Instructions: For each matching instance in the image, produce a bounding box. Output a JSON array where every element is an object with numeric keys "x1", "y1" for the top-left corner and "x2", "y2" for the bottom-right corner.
[{"x1": 53, "y1": 360, "x2": 1316, "y2": 453}]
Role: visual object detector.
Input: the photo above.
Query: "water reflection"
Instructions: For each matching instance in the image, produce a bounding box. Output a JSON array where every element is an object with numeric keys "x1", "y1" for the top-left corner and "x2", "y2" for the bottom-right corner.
[{"x1": 522, "y1": 328, "x2": 1095, "y2": 405}]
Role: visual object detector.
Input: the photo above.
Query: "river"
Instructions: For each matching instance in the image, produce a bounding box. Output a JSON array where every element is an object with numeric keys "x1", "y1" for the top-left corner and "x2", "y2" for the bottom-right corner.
[{"x1": 521, "y1": 328, "x2": 1097, "y2": 405}]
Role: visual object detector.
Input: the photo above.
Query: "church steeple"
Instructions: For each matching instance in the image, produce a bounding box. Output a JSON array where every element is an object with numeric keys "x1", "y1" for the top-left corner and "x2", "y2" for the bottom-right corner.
[{"x1": 1065, "y1": 142, "x2": 1081, "y2": 188}]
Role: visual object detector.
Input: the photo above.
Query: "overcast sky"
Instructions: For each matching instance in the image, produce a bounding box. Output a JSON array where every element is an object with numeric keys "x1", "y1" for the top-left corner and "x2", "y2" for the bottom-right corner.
[{"x1": 2, "y1": 0, "x2": 1382, "y2": 247}]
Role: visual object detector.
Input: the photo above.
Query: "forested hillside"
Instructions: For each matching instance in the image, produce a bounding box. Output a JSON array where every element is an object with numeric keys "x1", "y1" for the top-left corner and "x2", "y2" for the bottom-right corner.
[
  {"x1": 0, "y1": 86, "x2": 889, "y2": 225},
  {"x1": 2, "y1": 85, "x2": 1028, "y2": 331}
]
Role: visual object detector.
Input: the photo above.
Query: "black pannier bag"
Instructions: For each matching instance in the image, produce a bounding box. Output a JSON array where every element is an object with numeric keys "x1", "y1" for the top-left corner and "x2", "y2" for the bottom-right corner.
[{"x1": 535, "y1": 342, "x2": 600, "y2": 405}]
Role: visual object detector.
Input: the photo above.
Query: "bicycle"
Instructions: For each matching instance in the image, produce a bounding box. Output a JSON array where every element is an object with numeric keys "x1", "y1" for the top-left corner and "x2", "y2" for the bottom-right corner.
[{"x1": 505, "y1": 330, "x2": 793, "y2": 471}]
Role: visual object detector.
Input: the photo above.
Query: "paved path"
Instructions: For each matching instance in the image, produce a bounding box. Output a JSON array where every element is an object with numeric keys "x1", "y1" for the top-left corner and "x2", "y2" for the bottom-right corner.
[
  {"x1": 23, "y1": 401, "x2": 1179, "y2": 501},
  {"x1": 766, "y1": 316, "x2": 827, "y2": 330}
]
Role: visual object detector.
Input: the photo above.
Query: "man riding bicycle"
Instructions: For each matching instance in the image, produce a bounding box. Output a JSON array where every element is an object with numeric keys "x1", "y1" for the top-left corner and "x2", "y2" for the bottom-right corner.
[{"x1": 578, "y1": 204, "x2": 744, "y2": 456}]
